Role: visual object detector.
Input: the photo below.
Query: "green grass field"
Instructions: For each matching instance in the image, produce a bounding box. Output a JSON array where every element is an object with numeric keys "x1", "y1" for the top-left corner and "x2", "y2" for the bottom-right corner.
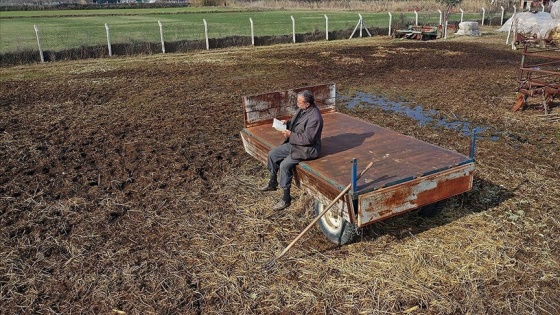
[{"x1": 0, "y1": 8, "x2": 487, "y2": 53}]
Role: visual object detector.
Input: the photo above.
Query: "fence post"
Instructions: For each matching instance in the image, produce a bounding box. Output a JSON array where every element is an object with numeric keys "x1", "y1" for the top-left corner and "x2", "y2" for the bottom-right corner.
[
  {"x1": 481, "y1": 8, "x2": 485, "y2": 26},
  {"x1": 359, "y1": 14, "x2": 363, "y2": 37},
  {"x1": 511, "y1": 17, "x2": 517, "y2": 50},
  {"x1": 438, "y1": 10, "x2": 442, "y2": 25},
  {"x1": 501, "y1": 6, "x2": 505, "y2": 25},
  {"x1": 460, "y1": 8, "x2": 464, "y2": 23},
  {"x1": 358, "y1": 14, "x2": 371, "y2": 37},
  {"x1": 158, "y1": 21, "x2": 165, "y2": 53},
  {"x1": 291, "y1": 16, "x2": 295, "y2": 43},
  {"x1": 250, "y1": 18, "x2": 254, "y2": 46},
  {"x1": 33, "y1": 25, "x2": 44, "y2": 63},
  {"x1": 358, "y1": 13, "x2": 364, "y2": 38},
  {"x1": 506, "y1": 13, "x2": 516, "y2": 45},
  {"x1": 388, "y1": 12, "x2": 392, "y2": 36},
  {"x1": 105, "y1": 23, "x2": 112, "y2": 57},
  {"x1": 414, "y1": 10, "x2": 418, "y2": 26},
  {"x1": 324, "y1": 15, "x2": 328, "y2": 41},
  {"x1": 203, "y1": 19, "x2": 209, "y2": 50},
  {"x1": 349, "y1": 14, "x2": 363, "y2": 39}
]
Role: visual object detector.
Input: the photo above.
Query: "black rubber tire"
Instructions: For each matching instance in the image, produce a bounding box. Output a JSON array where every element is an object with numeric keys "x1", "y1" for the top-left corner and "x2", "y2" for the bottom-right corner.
[
  {"x1": 418, "y1": 200, "x2": 446, "y2": 217},
  {"x1": 314, "y1": 199, "x2": 359, "y2": 245}
]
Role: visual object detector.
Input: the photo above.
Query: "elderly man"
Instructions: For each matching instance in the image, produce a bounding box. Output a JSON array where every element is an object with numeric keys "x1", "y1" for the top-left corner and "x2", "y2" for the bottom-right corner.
[{"x1": 260, "y1": 90, "x2": 323, "y2": 211}]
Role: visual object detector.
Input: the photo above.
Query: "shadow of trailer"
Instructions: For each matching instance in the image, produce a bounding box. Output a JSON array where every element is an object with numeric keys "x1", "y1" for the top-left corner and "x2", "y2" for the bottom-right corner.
[
  {"x1": 240, "y1": 84, "x2": 476, "y2": 245},
  {"x1": 513, "y1": 45, "x2": 560, "y2": 114}
]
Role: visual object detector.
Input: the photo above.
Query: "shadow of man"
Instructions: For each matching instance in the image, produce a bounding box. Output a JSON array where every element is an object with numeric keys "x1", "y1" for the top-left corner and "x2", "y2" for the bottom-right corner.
[{"x1": 321, "y1": 132, "x2": 375, "y2": 157}]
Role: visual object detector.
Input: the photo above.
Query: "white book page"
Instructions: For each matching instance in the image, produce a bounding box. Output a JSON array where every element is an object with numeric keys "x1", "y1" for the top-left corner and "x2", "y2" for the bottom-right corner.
[{"x1": 272, "y1": 118, "x2": 286, "y2": 131}]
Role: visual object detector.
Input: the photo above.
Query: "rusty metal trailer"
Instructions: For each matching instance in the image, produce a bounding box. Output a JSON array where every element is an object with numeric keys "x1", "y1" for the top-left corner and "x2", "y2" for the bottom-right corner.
[
  {"x1": 393, "y1": 25, "x2": 439, "y2": 40},
  {"x1": 240, "y1": 84, "x2": 476, "y2": 245},
  {"x1": 513, "y1": 45, "x2": 560, "y2": 115}
]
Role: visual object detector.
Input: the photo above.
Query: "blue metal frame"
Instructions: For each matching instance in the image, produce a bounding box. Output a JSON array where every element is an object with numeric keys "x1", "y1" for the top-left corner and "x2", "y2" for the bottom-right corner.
[
  {"x1": 470, "y1": 130, "x2": 477, "y2": 160},
  {"x1": 350, "y1": 158, "x2": 359, "y2": 216},
  {"x1": 351, "y1": 158, "x2": 358, "y2": 195}
]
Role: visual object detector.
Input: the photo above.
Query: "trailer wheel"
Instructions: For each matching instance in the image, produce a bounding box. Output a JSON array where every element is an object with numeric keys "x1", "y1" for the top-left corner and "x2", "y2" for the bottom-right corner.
[
  {"x1": 314, "y1": 199, "x2": 358, "y2": 245},
  {"x1": 418, "y1": 200, "x2": 446, "y2": 217}
]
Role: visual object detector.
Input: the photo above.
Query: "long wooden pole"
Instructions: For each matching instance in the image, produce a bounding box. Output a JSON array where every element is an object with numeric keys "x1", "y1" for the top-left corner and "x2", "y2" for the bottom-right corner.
[{"x1": 271, "y1": 161, "x2": 374, "y2": 263}]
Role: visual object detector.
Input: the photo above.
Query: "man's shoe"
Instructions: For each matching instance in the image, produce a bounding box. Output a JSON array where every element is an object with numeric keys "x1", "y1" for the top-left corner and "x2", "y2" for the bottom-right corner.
[
  {"x1": 272, "y1": 199, "x2": 291, "y2": 211},
  {"x1": 259, "y1": 185, "x2": 277, "y2": 192}
]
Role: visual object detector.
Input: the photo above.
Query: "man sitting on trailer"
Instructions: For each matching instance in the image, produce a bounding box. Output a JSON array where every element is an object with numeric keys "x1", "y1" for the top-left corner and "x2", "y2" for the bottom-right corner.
[{"x1": 259, "y1": 90, "x2": 324, "y2": 211}]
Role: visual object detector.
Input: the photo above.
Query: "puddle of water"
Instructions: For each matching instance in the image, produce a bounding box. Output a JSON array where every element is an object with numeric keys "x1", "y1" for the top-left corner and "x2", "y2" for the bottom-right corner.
[{"x1": 341, "y1": 92, "x2": 499, "y2": 141}]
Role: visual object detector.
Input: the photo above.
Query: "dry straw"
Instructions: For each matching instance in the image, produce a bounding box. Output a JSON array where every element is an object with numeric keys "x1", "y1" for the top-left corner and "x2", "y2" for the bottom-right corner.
[
  {"x1": 1, "y1": 34, "x2": 558, "y2": 314},
  {"x1": 232, "y1": 0, "x2": 515, "y2": 13}
]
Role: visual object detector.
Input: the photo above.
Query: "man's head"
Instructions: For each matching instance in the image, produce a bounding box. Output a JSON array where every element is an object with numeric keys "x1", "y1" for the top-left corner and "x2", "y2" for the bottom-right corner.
[{"x1": 297, "y1": 90, "x2": 315, "y2": 110}]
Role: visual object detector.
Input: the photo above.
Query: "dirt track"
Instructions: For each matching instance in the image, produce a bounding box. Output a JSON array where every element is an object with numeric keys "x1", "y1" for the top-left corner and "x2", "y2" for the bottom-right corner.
[{"x1": 1, "y1": 34, "x2": 559, "y2": 314}]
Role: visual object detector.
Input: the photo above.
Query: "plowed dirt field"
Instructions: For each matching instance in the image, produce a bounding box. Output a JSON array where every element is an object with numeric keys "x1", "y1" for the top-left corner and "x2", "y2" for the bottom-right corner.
[{"x1": 1, "y1": 34, "x2": 559, "y2": 314}]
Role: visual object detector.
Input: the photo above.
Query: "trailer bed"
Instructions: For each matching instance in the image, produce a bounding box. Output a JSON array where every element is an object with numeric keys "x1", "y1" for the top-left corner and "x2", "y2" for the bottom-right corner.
[{"x1": 240, "y1": 84, "x2": 474, "y2": 228}]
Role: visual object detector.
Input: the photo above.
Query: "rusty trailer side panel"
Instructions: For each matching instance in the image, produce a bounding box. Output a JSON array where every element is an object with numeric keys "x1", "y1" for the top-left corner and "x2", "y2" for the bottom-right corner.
[
  {"x1": 358, "y1": 163, "x2": 474, "y2": 226},
  {"x1": 241, "y1": 84, "x2": 475, "y2": 228}
]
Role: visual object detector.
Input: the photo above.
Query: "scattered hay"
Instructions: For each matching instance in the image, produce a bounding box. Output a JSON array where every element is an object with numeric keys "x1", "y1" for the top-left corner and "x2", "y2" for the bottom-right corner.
[{"x1": 1, "y1": 35, "x2": 558, "y2": 314}]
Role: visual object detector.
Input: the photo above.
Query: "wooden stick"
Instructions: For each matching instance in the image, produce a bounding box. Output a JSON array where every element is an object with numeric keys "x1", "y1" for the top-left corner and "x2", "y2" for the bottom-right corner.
[{"x1": 266, "y1": 161, "x2": 374, "y2": 266}]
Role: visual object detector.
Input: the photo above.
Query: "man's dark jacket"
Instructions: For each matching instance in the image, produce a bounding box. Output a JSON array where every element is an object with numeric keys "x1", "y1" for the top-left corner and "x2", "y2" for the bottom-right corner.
[{"x1": 285, "y1": 104, "x2": 323, "y2": 160}]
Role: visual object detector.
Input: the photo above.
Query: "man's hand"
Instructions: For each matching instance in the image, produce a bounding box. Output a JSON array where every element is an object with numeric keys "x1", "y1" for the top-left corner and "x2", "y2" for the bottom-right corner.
[{"x1": 282, "y1": 130, "x2": 291, "y2": 138}]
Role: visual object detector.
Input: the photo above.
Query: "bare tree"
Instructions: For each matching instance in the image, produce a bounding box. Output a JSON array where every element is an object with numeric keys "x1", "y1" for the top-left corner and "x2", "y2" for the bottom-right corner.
[{"x1": 436, "y1": 0, "x2": 464, "y2": 28}]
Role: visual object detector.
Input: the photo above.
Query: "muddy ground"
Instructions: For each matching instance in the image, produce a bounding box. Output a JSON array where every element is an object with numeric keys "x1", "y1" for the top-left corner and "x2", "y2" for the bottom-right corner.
[{"x1": 1, "y1": 33, "x2": 559, "y2": 314}]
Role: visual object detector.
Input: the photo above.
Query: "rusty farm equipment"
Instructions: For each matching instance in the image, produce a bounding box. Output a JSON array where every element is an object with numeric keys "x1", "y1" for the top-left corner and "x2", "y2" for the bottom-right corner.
[
  {"x1": 393, "y1": 23, "x2": 458, "y2": 40},
  {"x1": 393, "y1": 25, "x2": 439, "y2": 40},
  {"x1": 241, "y1": 84, "x2": 476, "y2": 246},
  {"x1": 513, "y1": 45, "x2": 560, "y2": 115}
]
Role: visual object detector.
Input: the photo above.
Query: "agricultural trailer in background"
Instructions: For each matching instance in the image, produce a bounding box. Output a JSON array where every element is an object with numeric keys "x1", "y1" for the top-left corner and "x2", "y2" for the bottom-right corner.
[
  {"x1": 393, "y1": 23, "x2": 458, "y2": 40},
  {"x1": 393, "y1": 25, "x2": 439, "y2": 40},
  {"x1": 240, "y1": 84, "x2": 476, "y2": 245}
]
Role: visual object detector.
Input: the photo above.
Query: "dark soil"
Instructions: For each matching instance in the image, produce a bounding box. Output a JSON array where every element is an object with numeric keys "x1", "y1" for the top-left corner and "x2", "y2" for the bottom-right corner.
[{"x1": 1, "y1": 34, "x2": 559, "y2": 314}]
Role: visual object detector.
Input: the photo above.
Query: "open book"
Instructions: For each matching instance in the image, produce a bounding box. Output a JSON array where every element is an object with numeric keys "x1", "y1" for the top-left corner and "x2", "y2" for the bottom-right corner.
[{"x1": 272, "y1": 118, "x2": 286, "y2": 131}]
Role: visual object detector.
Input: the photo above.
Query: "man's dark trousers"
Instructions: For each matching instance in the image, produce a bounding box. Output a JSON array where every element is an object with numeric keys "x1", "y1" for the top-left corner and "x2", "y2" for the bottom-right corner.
[{"x1": 266, "y1": 142, "x2": 300, "y2": 191}]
